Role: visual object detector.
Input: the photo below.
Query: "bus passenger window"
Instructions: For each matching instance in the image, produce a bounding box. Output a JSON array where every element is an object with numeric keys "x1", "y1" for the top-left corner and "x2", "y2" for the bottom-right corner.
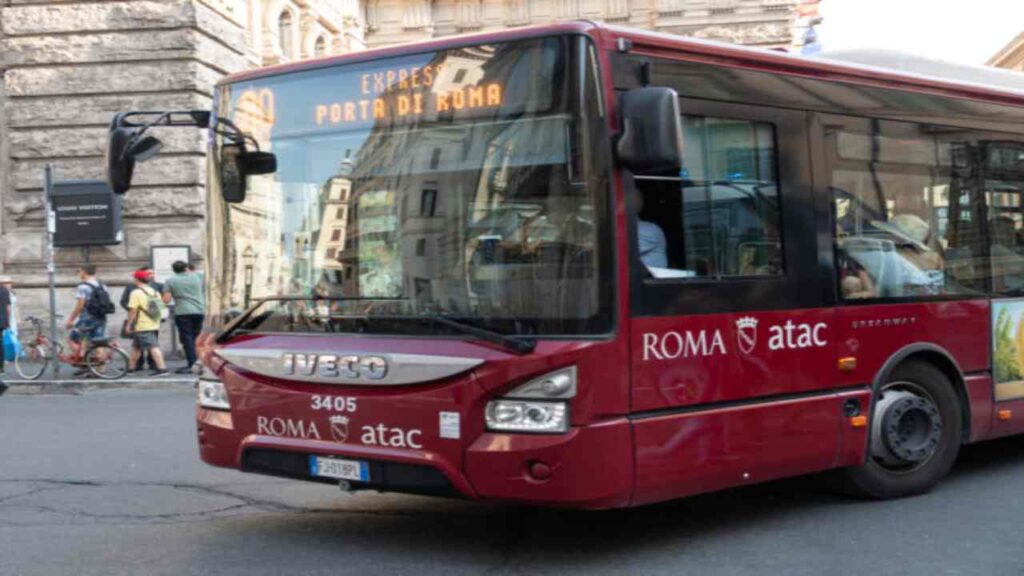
[
  {"x1": 829, "y1": 127, "x2": 986, "y2": 299},
  {"x1": 986, "y1": 142, "x2": 1024, "y2": 294},
  {"x1": 633, "y1": 115, "x2": 784, "y2": 279},
  {"x1": 683, "y1": 116, "x2": 783, "y2": 277}
]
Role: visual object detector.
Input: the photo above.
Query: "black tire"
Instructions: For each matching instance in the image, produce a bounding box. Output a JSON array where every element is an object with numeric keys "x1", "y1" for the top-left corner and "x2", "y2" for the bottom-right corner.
[
  {"x1": 14, "y1": 344, "x2": 49, "y2": 380},
  {"x1": 86, "y1": 344, "x2": 130, "y2": 380},
  {"x1": 835, "y1": 360, "x2": 962, "y2": 499}
]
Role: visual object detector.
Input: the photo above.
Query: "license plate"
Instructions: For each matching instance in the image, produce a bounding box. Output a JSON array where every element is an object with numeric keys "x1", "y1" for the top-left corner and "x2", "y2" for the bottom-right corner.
[{"x1": 309, "y1": 456, "x2": 369, "y2": 482}]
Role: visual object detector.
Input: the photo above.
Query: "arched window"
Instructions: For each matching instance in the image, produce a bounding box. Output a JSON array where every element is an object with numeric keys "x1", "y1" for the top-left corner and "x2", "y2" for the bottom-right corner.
[
  {"x1": 314, "y1": 35, "x2": 327, "y2": 57},
  {"x1": 278, "y1": 10, "x2": 294, "y2": 58}
]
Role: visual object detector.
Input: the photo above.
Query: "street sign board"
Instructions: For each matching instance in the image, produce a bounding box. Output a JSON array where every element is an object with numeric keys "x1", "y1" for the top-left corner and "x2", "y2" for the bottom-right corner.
[
  {"x1": 50, "y1": 180, "x2": 123, "y2": 247},
  {"x1": 151, "y1": 245, "x2": 191, "y2": 284}
]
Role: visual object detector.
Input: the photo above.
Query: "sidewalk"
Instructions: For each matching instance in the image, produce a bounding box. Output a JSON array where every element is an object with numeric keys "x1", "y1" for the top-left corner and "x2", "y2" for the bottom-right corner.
[{"x1": 0, "y1": 358, "x2": 197, "y2": 395}]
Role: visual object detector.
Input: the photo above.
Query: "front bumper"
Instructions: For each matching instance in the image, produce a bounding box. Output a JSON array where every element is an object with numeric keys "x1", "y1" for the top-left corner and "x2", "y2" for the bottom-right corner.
[{"x1": 197, "y1": 406, "x2": 633, "y2": 509}]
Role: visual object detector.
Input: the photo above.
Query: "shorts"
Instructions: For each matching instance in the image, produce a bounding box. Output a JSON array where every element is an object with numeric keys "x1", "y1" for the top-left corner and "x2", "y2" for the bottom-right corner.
[
  {"x1": 70, "y1": 318, "x2": 106, "y2": 343},
  {"x1": 133, "y1": 330, "x2": 160, "y2": 350}
]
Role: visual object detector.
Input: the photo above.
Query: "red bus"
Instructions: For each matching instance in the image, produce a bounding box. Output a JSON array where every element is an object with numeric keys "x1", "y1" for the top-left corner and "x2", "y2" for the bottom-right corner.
[{"x1": 107, "y1": 21, "x2": 1024, "y2": 508}]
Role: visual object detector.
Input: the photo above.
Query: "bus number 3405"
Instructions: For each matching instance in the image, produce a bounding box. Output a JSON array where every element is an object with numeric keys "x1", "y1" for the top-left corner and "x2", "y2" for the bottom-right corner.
[{"x1": 311, "y1": 395, "x2": 358, "y2": 413}]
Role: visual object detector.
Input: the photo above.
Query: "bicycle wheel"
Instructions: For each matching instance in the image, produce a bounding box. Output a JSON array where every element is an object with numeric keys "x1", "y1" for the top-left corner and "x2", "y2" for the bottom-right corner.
[
  {"x1": 86, "y1": 344, "x2": 130, "y2": 380},
  {"x1": 14, "y1": 343, "x2": 50, "y2": 380}
]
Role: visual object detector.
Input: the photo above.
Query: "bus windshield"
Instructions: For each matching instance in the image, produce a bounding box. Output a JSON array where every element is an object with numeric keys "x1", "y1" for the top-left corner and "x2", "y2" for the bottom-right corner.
[{"x1": 207, "y1": 36, "x2": 611, "y2": 337}]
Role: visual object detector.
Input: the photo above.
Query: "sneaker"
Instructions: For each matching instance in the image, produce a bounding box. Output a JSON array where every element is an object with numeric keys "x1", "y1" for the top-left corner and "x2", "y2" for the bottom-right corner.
[
  {"x1": 150, "y1": 369, "x2": 170, "y2": 377},
  {"x1": 72, "y1": 368, "x2": 90, "y2": 377},
  {"x1": 174, "y1": 366, "x2": 194, "y2": 375}
]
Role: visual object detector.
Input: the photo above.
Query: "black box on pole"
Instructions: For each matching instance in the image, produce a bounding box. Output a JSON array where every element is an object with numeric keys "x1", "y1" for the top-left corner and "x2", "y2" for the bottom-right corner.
[{"x1": 50, "y1": 180, "x2": 123, "y2": 247}]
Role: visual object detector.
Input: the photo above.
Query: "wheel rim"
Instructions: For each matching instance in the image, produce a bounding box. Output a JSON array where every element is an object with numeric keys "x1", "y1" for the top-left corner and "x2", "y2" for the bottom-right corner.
[
  {"x1": 86, "y1": 346, "x2": 129, "y2": 380},
  {"x1": 870, "y1": 381, "x2": 944, "y2": 473},
  {"x1": 15, "y1": 345, "x2": 49, "y2": 380}
]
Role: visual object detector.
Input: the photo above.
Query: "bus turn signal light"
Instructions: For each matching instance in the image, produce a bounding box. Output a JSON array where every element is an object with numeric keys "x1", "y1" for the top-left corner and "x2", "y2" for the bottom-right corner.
[
  {"x1": 838, "y1": 357, "x2": 857, "y2": 371},
  {"x1": 849, "y1": 415, "x2": 868, "y2": 428},
  {"x1": 998, "y1": 409, "x2": 1013, "y2": 422}
]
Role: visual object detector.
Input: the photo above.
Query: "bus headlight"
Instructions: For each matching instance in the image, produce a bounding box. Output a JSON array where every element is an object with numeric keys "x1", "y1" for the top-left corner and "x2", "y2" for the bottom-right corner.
[
  {"x1": 485, "y1": 400, "x2": 568, "y2": 433},
  {"x1": 197, "y1": 367, "x2": 230, "y2": 411},
  {"x1": 484, "y1": 367, "x2": 576, "y2": 433}
]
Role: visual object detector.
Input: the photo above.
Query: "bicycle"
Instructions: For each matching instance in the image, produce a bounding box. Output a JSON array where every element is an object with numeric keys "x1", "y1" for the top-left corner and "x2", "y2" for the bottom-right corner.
[{"x1": 14, "y1": 315, "x2": 130, "y2": 380}]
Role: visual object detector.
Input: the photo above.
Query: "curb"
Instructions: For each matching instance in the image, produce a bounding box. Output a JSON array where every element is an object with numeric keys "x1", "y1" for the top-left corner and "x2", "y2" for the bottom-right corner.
[{"x1": 1, "y1": 377, "x2": 196, "y2": 396}]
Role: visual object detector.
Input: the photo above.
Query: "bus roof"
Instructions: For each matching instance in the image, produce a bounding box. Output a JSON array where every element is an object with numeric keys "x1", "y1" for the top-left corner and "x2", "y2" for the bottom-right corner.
[{"x1": 222, "y1": 20, "x2": 1024, "y2": 108}]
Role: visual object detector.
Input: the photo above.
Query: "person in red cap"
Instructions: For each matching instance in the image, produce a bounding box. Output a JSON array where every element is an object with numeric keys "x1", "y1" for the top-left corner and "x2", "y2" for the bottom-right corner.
[
  {"x1": 124, "y1": 269, "x2": 169, "y2": 376},
  {"x1": 119, "y1": 266, "x2": 164, "y2": 371}
]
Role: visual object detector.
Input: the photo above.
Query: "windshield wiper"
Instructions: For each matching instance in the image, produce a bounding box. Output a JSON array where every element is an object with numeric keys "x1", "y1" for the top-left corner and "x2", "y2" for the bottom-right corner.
[
  {"x1": 419, "y1": 314, "x2": 536, "y2": 355},
  {"x1": 215, "y1": 298, "x2": 537, "y2": 355},
  {"x1": 214, "y1": 295, "x2": 396, "y2": 344}
]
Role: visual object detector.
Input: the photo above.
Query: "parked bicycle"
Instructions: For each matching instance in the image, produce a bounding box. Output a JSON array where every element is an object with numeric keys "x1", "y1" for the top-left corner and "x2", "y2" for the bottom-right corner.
[{"x1": 14, "y1": 315, "x2": 130, "y2": 380}]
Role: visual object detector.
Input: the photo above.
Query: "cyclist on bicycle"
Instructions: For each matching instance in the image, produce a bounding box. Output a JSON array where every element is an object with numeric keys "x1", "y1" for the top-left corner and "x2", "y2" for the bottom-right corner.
[{"x1": 65, "y1": 264, "x2": 114, "y2": 373}]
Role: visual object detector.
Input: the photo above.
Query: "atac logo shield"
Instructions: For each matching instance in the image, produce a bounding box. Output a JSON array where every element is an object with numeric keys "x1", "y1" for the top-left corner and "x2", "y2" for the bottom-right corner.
[
  {"x1": 329, "y1": 415, "x2": 350, "y2": 443},
  {"x1": 735, "y1": 317, "x2": 759, "y2": 354}
]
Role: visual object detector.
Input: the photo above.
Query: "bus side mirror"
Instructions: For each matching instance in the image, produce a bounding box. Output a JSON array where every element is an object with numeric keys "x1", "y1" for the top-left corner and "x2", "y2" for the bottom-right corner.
[
  {"x1": 105, "y1": 122, "x2": 164, "y2": 195},
  {"x1": 616, "y1": 87, "x2": 683, "y2": 173},
  {"x1": 104, "y1": 117, "x2": 164, "y2": 194},
  {"x1": 220, "y1": 144, "x2": 277, "y2": 204}
]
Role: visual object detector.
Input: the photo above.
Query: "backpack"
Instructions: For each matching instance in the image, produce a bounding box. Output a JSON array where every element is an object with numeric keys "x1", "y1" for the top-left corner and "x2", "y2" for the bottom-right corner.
[
  {"x1": 82, "y1": 283, "x2": 115, "y2": 317},
  {"x1": 138, "y1": 286, "x2": 166, "y2": 321}
]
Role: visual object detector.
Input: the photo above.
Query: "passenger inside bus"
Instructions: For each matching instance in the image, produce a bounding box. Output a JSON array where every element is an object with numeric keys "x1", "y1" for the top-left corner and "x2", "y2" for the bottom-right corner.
[{"x1": 634, "y1": 188, "x2": 668, "y2": 269}]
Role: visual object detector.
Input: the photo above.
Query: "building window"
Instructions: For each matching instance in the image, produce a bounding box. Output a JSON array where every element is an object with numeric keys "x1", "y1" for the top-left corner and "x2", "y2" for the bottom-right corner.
[
  {"x1": 336, "y1": 206, "x2": 345, "y2": 219},
  {"x1": 420, "y1": 188, "x2": 438, "y2": 217},
  {"x1": 331, "y1": 228, "x2": 342, "y2": 242},
  {"x1": 278, "y1": 11, "x2": 294, "y2": 58},
  {"x1": 453, "y1": 68, "x2": 468, "y2": 84},
  {"x1": 430, "y1": 148, "x2": 442, "y2": 169},
  {"x1": 416, "y1": 238, "x2": 427, "y2": 257},
  {"x1": 327, "y1": 248, "x2": 337, "y2": 259},
  {"x1": 314, "y1": 35, "x2": 327, "y2": 57}
]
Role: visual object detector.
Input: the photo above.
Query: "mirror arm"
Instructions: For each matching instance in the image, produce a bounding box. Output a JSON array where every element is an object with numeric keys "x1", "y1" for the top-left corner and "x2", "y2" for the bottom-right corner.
[{"x1": 212, "y1": 117, "x2": 260, "y2": 152}]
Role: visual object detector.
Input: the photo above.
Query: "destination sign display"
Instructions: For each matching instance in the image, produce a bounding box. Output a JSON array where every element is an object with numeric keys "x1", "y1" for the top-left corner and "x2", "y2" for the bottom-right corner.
[{"x1": 225, "y1": 42, "x2": 555, "y2": 140}]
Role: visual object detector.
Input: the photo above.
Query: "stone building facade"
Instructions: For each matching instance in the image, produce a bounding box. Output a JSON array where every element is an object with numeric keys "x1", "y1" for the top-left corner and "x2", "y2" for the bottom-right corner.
[
  {"x1": 0, "y1": 0, "x2": 798, "y2": 341},
  {"x1": 989, "y1": 32, "x2": 1024, "y2": 71}
]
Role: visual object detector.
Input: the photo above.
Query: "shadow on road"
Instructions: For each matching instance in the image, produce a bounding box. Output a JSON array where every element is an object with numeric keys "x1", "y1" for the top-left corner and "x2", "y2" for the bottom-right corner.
[{"x1": 189, "y1": 435, "x2": 1024, "y2": 573}]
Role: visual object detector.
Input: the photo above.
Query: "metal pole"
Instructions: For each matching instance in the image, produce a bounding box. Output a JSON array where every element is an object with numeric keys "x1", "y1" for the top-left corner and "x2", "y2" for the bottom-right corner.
[{"x1": 43, "y1": 165, "x2": 60, "y2": 378}]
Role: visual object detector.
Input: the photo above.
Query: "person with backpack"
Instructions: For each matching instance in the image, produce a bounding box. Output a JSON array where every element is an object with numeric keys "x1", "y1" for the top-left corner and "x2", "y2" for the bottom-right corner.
[
  {"x1": 124, "y1": 269, "x2": 169, "y2": 377},
  {"x1": 162, "y1": 260, "x2": 205, "y2": 374},
  {"x1": 120, "y1": 266, "x2": 163, "y2": 371},
  {"x1": 65, "y1": 264, "x2": 114, "y2": 370}
]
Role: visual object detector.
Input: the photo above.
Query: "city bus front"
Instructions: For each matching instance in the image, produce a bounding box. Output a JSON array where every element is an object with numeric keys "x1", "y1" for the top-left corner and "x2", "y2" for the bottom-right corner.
[{"x1": 193, "y1": 31, "x2": 635, "y2": 508}]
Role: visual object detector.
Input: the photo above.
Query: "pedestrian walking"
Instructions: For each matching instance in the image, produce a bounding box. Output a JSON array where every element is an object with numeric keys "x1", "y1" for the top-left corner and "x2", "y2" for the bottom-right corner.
[
  {"x1": 125, "y1": 270, "x2": 169, "y2": 377},
  {"x1": 0, "y1": 277, "x2": 11, "y2": 377},
  {"x1": 162, "y1": 260, "x2": 204, "y2": 374},
  {"x1": 120, "y1": 266, "x2": 161, "y2": 371},
  {"x1": 65, "y1": 265, "x2": 115, "y2": 376},
  {"x1": 0, "y1": 276, "x2": 18, "y2": 339}
]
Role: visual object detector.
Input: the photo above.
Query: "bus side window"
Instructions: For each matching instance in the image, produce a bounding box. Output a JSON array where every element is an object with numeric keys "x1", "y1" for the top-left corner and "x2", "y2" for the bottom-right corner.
[
  {"x1": 828, "y1": 125, "x2": 987, "y2": 299},
  {"x1": 632, "y1": 115, "x2": 785, "y2": 280},
  {"x1": 678, "y1": 115, "x2": 784, "y2": 278}
]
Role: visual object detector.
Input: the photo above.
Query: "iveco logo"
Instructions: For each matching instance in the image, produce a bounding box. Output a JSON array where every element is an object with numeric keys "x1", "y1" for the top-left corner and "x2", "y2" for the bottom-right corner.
[{"x1": 282, "y1": 353, "x2": 388, "y2": 380}]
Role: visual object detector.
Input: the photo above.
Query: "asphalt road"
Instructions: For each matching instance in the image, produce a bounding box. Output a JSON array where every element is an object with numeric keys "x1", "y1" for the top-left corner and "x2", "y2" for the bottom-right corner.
[{"x1": 2, "y1": 388, "x2": 1024, "y2": 576}]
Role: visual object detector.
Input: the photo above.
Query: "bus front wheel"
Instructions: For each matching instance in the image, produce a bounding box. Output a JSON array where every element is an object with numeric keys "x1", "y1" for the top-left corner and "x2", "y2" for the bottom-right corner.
[{"x1": 836, "y1": 360, "x2": 962, "y2": 499}]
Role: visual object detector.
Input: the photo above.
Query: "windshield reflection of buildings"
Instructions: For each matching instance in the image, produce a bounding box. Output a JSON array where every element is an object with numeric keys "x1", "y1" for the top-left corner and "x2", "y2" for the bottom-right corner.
[
  {"x1": 226, "y1": 89, "x2": 283, "y2": 309},
  {"x1": 337, "y1": 46, "x2": 498, "y2": 307},
  {"x1": 314, "y1": 155, "x2": 354, "y2": 292}
]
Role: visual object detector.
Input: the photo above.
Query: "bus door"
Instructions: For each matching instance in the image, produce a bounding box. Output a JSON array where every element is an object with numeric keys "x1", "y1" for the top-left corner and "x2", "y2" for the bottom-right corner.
[{"x1": 625, "y1": 98, "x2": 845, "y2": 503}]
